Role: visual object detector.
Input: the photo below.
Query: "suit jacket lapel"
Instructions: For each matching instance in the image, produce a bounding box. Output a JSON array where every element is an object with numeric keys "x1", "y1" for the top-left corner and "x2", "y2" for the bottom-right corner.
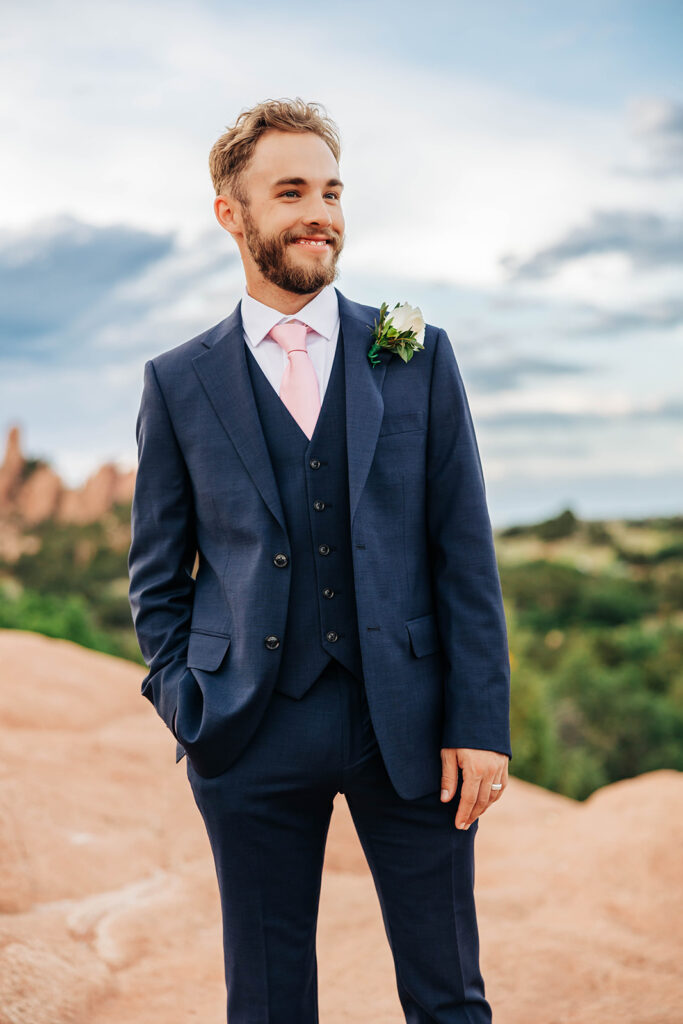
[
  {"x1": 191, "y1": 304, "x2": 288, "y2": 533},
  {"x1": 191, "y1": 287, "x2": 390, "y2": 535},
  {"x1": 336, "y1": 288, "x2": 390, "y2": 527}
]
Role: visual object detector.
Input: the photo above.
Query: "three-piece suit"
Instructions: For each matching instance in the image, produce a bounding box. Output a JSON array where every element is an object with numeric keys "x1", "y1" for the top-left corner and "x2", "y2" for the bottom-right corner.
[{"x1": 128, "y1": 282, "x2": 512, "y2": 1023}]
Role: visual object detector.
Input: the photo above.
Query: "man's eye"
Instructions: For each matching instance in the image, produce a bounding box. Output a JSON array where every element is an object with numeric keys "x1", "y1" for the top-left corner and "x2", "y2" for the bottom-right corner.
[{"x1": 279, "y1": 191, "x2": 340, "y2": 199}]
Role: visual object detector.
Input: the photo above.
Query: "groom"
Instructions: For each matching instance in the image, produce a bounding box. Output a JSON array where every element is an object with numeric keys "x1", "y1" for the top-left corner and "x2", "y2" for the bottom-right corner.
[{"x1": 128, "y1": 98, "x2": 512, "y2": 1023}]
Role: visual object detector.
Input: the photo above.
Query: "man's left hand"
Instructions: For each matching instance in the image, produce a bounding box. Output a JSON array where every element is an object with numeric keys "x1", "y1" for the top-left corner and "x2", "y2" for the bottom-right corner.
[{"x1": 440, "y1": 747, "x2": 509, "y2": 829}]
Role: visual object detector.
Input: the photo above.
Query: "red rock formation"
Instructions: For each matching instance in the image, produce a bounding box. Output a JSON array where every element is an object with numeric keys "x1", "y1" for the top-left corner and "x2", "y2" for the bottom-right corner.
[
  {"x1": 0, "y1": 424, "x2": 135, "y2": 527},
  {"x1": 59, "y1": 464, "x2": 121, "y2": 524},
  {"x1": 0, "y1": 425, "x2": 25, "y2": 506},
  {"x1": 16, "y1": 464, "x2": 63, "y2": 524}
]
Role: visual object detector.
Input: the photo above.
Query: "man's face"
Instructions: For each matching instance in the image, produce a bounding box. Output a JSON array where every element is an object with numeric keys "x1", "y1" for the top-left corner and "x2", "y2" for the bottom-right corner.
[{"x1": 229, "y1": 129, "x2": 345, "y2": 296}]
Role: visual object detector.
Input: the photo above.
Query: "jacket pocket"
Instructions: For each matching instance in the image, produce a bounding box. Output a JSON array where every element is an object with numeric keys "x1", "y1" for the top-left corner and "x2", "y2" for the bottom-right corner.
[
  {"x1": 186, "y1": 630, "x2": 231, "y2": 671},
  {"x1": 379, "y1": 410, "x2": 426, "y2": 436},
  {"x1": 405, "y1": 612, "x2": 440, "y2": 658}
]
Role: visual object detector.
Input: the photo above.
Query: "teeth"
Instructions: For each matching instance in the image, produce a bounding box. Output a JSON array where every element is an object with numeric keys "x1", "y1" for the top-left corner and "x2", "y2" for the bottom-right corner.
[{"x1": 296, "y1": 239, "x2": 328, "y2": 246}]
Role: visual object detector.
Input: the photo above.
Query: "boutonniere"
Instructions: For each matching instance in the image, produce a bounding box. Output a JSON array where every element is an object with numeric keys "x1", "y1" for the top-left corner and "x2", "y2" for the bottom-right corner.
[{"x1": 367, "y1": 301, "x2": 426, "y2": 367}]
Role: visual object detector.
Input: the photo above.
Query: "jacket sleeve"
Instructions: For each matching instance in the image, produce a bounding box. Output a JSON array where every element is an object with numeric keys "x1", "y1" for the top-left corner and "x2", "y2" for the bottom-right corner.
[
  {"x1": 426, "y1": 328, "x2": 512, "y2": 760},
  {"x1": 127, "y1": 359, "x2": 198, "y2": 739}
]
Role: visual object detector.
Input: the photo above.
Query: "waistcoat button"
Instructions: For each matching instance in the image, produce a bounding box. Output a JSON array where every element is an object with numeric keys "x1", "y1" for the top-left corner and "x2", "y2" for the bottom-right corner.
[
  {"x1": 273, "y1": 552, "x2": 289, "y2": 567},
  {"x1": 323, "y1": 587, "x2": 335, "y2": 598},
  {"x1": 313, "y1": 500, "x2": 326, "y2": 511},
  {"x1": 309, "y1": 457, "x2": 321, "y2": 469},
  {"x1": 264, "y1": 635, "x2": 280, "y2": 650},
  {"x1": 326, "y1": 630, "x2": 339, "y2": 643},
  {"x1": 318, "y1": 543, "x2": 330, "y2": 555}
]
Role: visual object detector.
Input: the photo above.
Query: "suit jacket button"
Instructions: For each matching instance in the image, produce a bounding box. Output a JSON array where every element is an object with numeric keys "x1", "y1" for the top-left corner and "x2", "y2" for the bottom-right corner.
[
  {"x1": 313, "y1": 500, "x2": 326, "y2": 511},
  {"x1": 309, "y1": 457, "x2": 321, "y2": 469},
  {"x1": 273, "y1": 553, "x2": 289, "y2": 567},
  {"x1": 326, "y1": 630, "x2": 339, "y2": 643},
  {"x1": 264, "y1": 635, "x2": 280, "y2": 650},
  {"x1": 318, "y1": 543, "x2": 330, "y2": 555},
  {"x1": 323, "y1": 587, "x2": 335, "y2": 598}
]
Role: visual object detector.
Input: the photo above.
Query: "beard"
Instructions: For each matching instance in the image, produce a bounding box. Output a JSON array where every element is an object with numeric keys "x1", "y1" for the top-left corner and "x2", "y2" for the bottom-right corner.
[{"x1": 240, "y1": 203, "x2": 344, "y2": 295}]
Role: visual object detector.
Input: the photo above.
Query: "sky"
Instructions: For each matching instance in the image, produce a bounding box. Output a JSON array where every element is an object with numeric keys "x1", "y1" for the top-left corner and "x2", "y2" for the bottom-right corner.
[{"x1": 1, "y1": 0, "x2": 682, "y2": 527}]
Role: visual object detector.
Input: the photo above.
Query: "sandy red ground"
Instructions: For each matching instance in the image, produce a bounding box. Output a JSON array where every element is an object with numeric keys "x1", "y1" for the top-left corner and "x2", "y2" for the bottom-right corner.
[{"x1": 0, "y1": 628, "x2": 680, "y2": 1023}]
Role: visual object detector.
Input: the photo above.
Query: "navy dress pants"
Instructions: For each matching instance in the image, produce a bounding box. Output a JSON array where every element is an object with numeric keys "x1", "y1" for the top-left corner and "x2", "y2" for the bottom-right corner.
[{"x1": 186, "y1": 658, "x2": 493, "y2": 1024}]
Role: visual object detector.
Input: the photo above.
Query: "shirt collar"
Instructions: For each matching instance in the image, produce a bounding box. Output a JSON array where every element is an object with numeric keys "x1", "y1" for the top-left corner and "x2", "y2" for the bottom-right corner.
[{"x1": 240, "y1": 282, "x2": 339, "y2": 348}]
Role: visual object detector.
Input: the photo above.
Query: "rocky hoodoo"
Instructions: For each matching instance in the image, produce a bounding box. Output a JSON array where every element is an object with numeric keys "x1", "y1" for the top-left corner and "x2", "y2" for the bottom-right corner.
[
  {"x1": 0, "y1": 627, "x2": 680, "y2": 1024},
  {"x1": 0, "y1": 424, "x2": 135, "y2": 528}
]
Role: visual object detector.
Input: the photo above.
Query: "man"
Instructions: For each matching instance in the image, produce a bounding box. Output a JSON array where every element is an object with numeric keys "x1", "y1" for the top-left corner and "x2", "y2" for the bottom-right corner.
[{"x1": 128, "y1": 97, "x2": 512, "y2": 1023}]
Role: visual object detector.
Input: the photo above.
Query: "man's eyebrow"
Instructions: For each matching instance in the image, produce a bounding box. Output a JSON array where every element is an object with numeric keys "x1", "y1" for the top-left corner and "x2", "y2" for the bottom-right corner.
[{"x1": 271, "y1": 176, "x2": 344, "y2": 189}]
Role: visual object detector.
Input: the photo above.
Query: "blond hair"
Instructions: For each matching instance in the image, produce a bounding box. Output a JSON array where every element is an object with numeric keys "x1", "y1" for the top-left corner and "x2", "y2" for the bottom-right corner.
[{"x1": 208, "y1": 97, "x2": 342, "y2": 204}]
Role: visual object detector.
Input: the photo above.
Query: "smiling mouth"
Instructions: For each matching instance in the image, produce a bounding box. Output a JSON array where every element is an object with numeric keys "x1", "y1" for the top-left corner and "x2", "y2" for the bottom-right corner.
[{"x1": 291, "y1": 238, "x2": 333, "y2": 249}]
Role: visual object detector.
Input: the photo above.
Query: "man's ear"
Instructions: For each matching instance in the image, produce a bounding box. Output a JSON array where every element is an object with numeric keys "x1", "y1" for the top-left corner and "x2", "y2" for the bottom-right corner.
[{"x1": 214, "y1": 193, "x2": 242, "y2": 237}]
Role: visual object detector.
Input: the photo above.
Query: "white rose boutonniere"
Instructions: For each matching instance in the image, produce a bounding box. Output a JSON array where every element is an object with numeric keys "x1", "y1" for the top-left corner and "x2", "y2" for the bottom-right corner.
[{"x1": 367, "y1": 301, "x2": 426, "y2": 367}]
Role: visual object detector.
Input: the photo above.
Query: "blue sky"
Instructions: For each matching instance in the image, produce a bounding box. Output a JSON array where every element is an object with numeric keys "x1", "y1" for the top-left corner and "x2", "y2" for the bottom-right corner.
[{"x1": 1, "y1": 0, "x2": 681, "y2": 527}]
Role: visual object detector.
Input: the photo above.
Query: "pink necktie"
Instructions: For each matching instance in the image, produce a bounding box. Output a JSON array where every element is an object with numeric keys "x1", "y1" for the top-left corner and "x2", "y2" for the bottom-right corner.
[{"x1": 267, "y1": 320, "x2": 321, "y2": 439}]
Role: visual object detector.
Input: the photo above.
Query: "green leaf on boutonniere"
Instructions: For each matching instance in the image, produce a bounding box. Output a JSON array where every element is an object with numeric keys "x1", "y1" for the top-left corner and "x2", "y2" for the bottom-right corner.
[{"x1": 367, "y1": 300, "x2": 426, "y2": 367}]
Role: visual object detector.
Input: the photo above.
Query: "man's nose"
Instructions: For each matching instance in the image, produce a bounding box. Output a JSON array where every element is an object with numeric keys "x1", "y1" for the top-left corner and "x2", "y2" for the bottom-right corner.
[{"x1": 301, "y1": 195, "x2": 333, "y2": 226}]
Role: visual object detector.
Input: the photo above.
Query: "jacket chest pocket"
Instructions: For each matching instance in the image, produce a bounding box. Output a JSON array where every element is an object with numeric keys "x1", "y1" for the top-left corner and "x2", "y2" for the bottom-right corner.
[
  {"x1": 378, "y1": 410, "x2": 426, "y2": 436},
  {"x1": 186, "y1": 630, "x2": 231, "y2": 671}
]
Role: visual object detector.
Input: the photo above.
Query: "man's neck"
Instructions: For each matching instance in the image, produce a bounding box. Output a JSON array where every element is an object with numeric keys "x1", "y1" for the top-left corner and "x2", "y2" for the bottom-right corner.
[{"x1": 244, "y1": 279, "x2": 325, "y2": 315}]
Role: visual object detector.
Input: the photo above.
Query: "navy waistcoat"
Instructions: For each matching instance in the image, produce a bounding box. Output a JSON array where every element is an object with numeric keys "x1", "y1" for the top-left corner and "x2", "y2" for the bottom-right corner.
[{"x1": 244, "y1": 324, "x2": 364, "y2": 697}]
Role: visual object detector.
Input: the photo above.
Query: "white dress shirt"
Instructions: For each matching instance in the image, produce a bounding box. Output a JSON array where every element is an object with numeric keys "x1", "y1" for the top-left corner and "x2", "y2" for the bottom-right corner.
[{"x1": 240, "y1": 282, "x2": 340, "y2": 402}]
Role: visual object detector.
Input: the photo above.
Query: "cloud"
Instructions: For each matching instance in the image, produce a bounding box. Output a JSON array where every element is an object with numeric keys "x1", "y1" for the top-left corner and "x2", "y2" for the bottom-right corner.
[
  {"x1": 0, "y1": 215, "x2": 173, "y2": 352},
  {"x1": 486, "y1": 469, "x2": 683, "y2": 529},
  {"x1": 619, "y1": 97, "x2": 683, "y2": 179},
  {"x1": 569, "y1": 296, "x2": 683, "y2": 336},
  {"x1": 501, "y1": 209, "x2": 683, "y2": 281},
  {"x1": 477, "y1": 397, "x2": 683, "y2": 431},
  {"x1": 1, "y1": 2, "x2": 681, "y2": 525},
  {"x1": 464, "y1": 355, "x2": 590, "y2": 392},
  {"x1": 0, "y1": 215, "x2": 241, "y2": 367}
]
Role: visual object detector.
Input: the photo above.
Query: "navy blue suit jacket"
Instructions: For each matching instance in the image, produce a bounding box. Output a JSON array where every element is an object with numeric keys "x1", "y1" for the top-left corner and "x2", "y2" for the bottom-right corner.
[{"x1": 127, "y1": 288, "x2": 512, "y2": 800}]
